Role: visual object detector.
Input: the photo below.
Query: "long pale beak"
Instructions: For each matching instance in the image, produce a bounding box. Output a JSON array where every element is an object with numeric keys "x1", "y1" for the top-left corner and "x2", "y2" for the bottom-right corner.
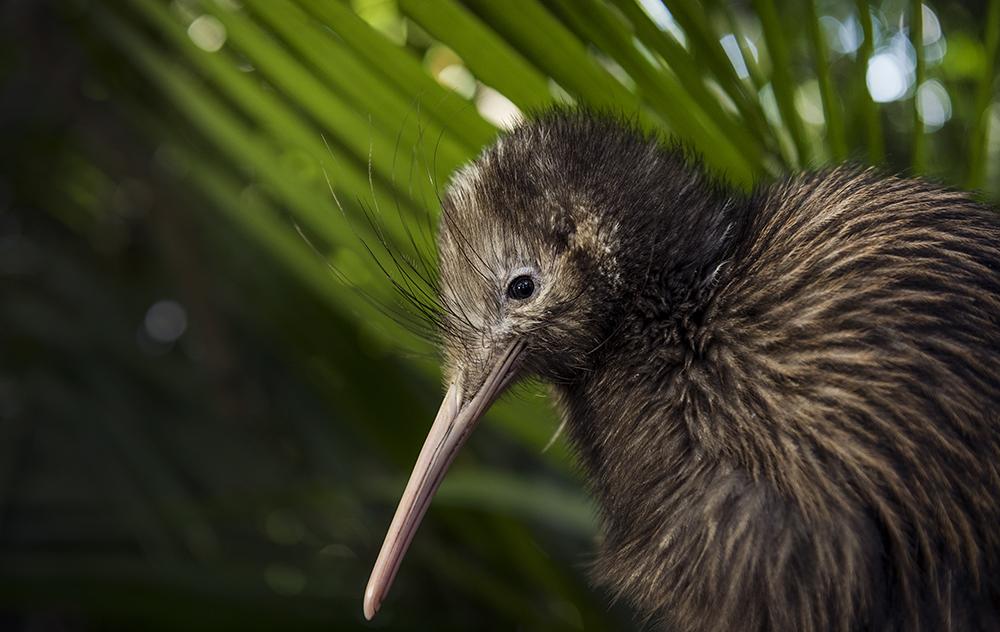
[{"x1": 363, "y1": 340, "x2": 525, "y2": 620}]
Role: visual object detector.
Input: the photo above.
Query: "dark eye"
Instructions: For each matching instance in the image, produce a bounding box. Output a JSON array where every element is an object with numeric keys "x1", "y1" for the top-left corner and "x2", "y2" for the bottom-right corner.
[{"x1": 507, "y1": 275, "x2": 535, "y2": 300}]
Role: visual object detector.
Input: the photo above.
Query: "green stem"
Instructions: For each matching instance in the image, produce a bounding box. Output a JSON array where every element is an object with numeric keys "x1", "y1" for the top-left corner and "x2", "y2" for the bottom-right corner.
[
  {"x1": 805, "y1": 0, "x2": 847, "y2": 161},
  {"x1": 719, "y1": 4, "x2": 768, "y2": 94},
  {"x1": 604, "y1": 0, "x2": 765, "y2": 175},
  {"x1": 661, "y1": 0, "x2": 775, "y2": 151},
  {"x1": 752, "y1": 0, "x2": 810, "y2": 167},
  {"x1": 966, "y1": 0, "x2": 1000, "y2": 189},
  {"x1": 855, "y1": 0, "x2": 884, "y2": 163},
  {"x1": 910, "y1": 0, "x2": 925, "y2": 173},
  {"x1": 717, "y1": 2, "x2": 793, "y2": 171}
]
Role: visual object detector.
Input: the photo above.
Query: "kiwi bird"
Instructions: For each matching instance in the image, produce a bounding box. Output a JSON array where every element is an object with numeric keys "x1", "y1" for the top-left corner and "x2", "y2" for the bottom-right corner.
[{"x1": 363, "y1": 109, "x2": 1000, "y2": 631}]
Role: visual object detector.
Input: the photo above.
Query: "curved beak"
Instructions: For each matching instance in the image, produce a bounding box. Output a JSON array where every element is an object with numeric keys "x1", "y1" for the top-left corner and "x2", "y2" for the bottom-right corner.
[{"x1": 363, "y1": 340, "x2": 525, "y2": 620}]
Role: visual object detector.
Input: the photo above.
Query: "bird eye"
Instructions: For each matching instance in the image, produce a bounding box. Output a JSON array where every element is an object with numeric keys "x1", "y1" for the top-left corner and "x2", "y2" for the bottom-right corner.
[{"x1": 507, "y1": 275, "x2": 535, "y2": 300}]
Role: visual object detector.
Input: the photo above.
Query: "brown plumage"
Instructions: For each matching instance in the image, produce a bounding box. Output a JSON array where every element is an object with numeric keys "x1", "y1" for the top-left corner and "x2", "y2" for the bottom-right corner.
[{"x1": 365, "y1": 109, "x2": 1000, "y2": 631}]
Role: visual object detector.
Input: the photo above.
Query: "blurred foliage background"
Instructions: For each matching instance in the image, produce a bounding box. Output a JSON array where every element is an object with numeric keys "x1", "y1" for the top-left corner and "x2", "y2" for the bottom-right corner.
[{"x1": 1, "y1": 0, "x2": 998, "y2": 629}]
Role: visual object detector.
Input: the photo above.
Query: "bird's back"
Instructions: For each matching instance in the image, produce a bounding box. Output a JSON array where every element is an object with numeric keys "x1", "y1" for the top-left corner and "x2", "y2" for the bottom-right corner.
[{"x1": 718, "y1": 169, "x2": 1000, "y2": 628}]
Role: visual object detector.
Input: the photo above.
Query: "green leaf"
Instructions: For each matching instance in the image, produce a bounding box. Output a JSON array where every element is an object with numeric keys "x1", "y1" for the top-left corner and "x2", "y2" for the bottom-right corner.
[{"x1": 398, "y1": 0, "x2": 554, "y2": 111}]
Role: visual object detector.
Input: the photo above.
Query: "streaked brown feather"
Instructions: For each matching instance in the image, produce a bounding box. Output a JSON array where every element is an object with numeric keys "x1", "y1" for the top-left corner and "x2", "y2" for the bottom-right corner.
[{"x1": 437, "y1": 109, "x2": 1000, "y2": 631}]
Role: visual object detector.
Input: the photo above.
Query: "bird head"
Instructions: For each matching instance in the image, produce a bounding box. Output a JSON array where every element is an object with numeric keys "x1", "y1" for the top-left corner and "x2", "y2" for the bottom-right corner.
[
  {"x1": 435, "y1": 135, "x2": 626, "y2": 388},
  {"x1": 364, "y1": 110, "x2": 727, "y2": 619}
]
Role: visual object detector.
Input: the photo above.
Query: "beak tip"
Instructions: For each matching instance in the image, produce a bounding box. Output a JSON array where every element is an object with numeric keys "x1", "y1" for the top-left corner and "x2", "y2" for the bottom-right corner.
[{"x1": 363, "y1": 584, "x2": 380, "y2": 620}]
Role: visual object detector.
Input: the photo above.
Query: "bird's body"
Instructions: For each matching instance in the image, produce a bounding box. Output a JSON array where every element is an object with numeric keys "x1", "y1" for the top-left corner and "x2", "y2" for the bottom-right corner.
[
  {"x1": 555, "y1": 166, "x2": 1000, "y2": 631},
  {"x1": 365, "y1": 110, "x2": 1000, "y2": 631}
]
